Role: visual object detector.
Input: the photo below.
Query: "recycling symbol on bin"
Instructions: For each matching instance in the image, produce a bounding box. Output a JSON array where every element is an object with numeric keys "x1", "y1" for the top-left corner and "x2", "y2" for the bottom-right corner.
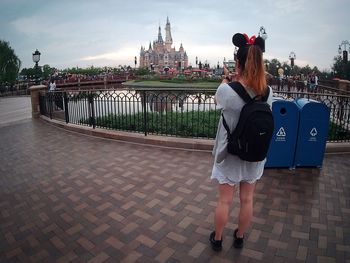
[
  {"x1": 276, "y1": 127, "x2": 286, "y2": 137},
  {"x1": 275, "y1": 127, "x2": 286, "y2": 141},
  {"x1": 310, "y1": 127, "x2": 317, "y2": 137}
]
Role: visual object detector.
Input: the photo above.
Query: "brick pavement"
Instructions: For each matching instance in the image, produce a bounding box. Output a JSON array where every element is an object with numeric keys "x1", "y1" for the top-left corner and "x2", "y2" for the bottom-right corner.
[{"x1": 0, "y1": 110, "x2": 350, "y2": 262}]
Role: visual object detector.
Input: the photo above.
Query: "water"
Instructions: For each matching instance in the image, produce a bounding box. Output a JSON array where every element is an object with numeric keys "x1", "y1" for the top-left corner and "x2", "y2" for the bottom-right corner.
[{"x1": 65, "y1": 89, "x2": 218, "y2": 123}]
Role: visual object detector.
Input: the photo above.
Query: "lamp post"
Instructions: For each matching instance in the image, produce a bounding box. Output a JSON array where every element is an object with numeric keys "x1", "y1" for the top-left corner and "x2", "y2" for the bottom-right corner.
[
  {"x1": 289, "y1": 51, "x2": 296, "y2": 76},
  {"x1": 258, "y1": 26, "x2": 267, "y2": 52},
  {"x1": 338, "y1": 40, "x2": 349, "y2": 63},
  {"x1": 289, "y1": 51, "x2": 296, "y2": 68},
  {"x1": 134, "y1": 56, "x2": 137, "y2": 69},
  {"x1": 32, "y1": 49, "x2": 41, "y2": 84},
  {"x1": 195, "y1": 56, "x2": 198, "y2": 68}
]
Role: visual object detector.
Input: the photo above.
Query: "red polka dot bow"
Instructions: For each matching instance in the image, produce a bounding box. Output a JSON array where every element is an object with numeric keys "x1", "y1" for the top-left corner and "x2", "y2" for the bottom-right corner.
[{"x1": 243, "y1": 34, "x2": 256, "y2": 45}]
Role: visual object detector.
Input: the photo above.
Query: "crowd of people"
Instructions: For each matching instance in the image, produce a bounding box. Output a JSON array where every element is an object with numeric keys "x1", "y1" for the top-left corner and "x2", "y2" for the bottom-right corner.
[
  {"x1": 42, "y1": 72, "x2": 133, "y2": 88},
  {"x1": 267, "y1": 72, "x2": 319, "y2": 93}
]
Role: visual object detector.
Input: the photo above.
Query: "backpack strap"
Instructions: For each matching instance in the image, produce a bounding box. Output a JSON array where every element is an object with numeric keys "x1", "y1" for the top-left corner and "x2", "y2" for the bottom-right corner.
[
  {"x1": 260, "y1": 86, "x2": 270, "y2": 102},
  {"x1": 227, "y1": 82, "x2": 252, "y2": 103},
  {"x1": 222, "y1": 83, "x2": 270, "y2": 137},
  {"x1": 227, "y1": 82, "x2": 270, "y2": 102}
]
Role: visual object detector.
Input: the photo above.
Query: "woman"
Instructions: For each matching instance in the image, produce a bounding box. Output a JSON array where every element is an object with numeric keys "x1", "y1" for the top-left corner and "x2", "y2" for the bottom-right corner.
[{"x1": 209, "y1": 33, "x2": 273, "y2": 251}]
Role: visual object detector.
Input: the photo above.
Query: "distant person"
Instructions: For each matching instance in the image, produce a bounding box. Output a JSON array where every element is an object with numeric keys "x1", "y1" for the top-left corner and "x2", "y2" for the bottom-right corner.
[
  {"x1": 209, "y1": 32, "x2": 273, "y2": 251},
  {"x1": 308, "y1": 72, "x2": 318, "y2": 92},
  {"x1": 314, "y1": 73, "x2": 319, "y2": 91},
  {"x1": 49, "y1": 79, "x2": 56, "y2": 91}
]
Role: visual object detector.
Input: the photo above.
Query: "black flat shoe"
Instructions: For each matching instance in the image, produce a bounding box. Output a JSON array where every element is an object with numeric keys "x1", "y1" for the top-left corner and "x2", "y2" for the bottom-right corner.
[
  {"x1": 209, "y1": 231, "x2": 222, "y2": 251},
  {"x1": 233, "y1": 229, "x2": 244, "y2": 249}
]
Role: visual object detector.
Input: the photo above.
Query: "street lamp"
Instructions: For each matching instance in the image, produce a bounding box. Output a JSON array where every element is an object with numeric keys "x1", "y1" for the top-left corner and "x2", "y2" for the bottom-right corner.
[
  {"x1": 32, "y1": 49, "x2": 41, "y2": 84},
  {"x1": 289, "y1": 51, "x2": 296, "y2": 68},
  {"x1": 134, "y1": 56, "x2": 137, "y2": 69},
  {"x1": 195, "y1": 56, "x2": 198, "y2": 68},
  {"x1": 32, "y1": 49, "x2": 41, "y2": 66},
  {"x1": 258, "y1": 26, "x2": 267, "y2": 40},
  {"x1": 258, "y1": 26, "x2": 267, "y2": 52},
  {"x1": 338, "y1": 40, "x2": 349, "y2": 63}
]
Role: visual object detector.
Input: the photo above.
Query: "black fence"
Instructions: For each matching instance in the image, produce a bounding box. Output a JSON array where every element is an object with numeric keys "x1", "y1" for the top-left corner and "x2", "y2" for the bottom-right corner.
[{"x1": 39, "y1": 86, "x2": 350, "y2": 142}]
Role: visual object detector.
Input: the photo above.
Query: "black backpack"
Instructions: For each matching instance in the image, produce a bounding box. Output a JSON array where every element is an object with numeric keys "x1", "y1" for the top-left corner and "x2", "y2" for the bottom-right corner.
[{"x1": 222, "y1": 82, "x2": 274, "y2": 162}]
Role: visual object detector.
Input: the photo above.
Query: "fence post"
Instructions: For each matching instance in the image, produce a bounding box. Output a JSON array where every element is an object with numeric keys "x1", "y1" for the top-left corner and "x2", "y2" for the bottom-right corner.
[
  {"x1": 142, "y1": 90, "x2": 147, "y2": 136},
  {"x1": 89, "y1": 91, "x2": 96, "y2": 129},
  {"x1": 63, "y1": 92, "x2": 69, "y2": 124},
  {"x1": 49, "y1": 92, "x2": 53, "y2": 119}
]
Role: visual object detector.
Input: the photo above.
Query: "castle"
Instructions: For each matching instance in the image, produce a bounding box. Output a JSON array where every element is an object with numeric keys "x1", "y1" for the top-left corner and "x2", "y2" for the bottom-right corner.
[{"x1": 139, "y1": 17, "x2": 188, "y2": 72}]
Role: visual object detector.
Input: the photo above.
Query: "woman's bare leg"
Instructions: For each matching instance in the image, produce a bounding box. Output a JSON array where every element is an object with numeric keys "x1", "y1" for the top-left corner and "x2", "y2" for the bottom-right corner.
[
  {"x1": 214, "y1": 183, "x2": 235, "y2": 240},
  {"x1": 237, "y1": 182, "x2": 256, "y2": 237}
]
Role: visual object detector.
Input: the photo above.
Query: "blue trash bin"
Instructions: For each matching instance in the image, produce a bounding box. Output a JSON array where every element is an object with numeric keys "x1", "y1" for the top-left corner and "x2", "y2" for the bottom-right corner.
[
  {"x1": 294, "y1": 98, "x2": 330, "y2": 168},
  {"x1": 265, "y1": 98, "x2": 299, "y2": 168}
]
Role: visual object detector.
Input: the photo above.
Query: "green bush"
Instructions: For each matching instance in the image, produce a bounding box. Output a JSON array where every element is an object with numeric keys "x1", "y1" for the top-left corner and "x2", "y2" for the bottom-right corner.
[
  {"x1": 82, "y1": 110, "x2": 221, "y2": 138},
  {"x1": 328, "y1": 122, "x2": 350, "y2": 141}
]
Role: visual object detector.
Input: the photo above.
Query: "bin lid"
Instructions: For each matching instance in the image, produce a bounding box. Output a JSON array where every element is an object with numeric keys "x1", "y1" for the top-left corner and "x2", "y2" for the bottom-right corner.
[
  {"x1": 295, "y1": 98, "x2": 319, "y2": 108},
  {"x1": 294, "y1": 98, "x2": 330, "y2": 118},
  {"x1": 272, "y1": 96, "x2": 284, "y2": 102}
]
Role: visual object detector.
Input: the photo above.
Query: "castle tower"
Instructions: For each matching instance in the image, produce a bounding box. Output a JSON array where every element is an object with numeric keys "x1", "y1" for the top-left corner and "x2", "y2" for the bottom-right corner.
[
  {"x1": 139, "y1": 17, "x2": 188, "y2": 71},
  {"x1": 157, "y1": 26, "x2": 164, "y2": 44},
  {"x1": 165, "y1": 16, "x2": 173, "y2": 51}
]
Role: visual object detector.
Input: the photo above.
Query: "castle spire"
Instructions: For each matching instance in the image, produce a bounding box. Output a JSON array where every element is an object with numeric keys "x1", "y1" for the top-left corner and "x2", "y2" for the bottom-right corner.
[
  {"x1": 165, "y1": 17, "x2": 173, "y2": 51},
  {"x1": 157, "y1": 26, "x2": 163, "y2": 43}
]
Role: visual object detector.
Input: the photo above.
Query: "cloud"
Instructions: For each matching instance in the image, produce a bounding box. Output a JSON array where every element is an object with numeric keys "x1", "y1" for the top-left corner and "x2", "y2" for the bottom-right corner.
[
  {"x1": 80, "y1": 46, "x2": 139, "y2": 66},
  {"x1": 2, "y1": 0, "x2": 349, "y2": 70},
  {"x1": 185, "y1": 43, "x2": 233, "y2": 66},
  {"x1": 11, "y1": 15, "x2": 52, "y2": 36}
]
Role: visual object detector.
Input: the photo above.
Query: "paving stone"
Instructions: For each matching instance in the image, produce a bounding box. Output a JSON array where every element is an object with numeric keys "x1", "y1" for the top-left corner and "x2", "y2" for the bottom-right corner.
[{"x1": 0, "y1": 101, "x2": 349, "y2": 262}]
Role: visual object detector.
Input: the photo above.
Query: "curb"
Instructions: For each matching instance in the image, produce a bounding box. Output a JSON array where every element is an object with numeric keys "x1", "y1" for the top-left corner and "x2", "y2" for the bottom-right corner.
[
  {"x1": 40, "y1": 116, "x2": 214, "y2": 152},
  {"x1": 324, "y1": 142, "x2": 350, "y2": 154}
]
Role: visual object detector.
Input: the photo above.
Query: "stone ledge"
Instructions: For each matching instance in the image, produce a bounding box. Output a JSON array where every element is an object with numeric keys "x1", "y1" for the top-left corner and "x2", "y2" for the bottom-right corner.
[
  {"x1": 324, "y1": 142, "x2": 350, "y2": 154},
  {"x1": 39, "y1": 116, "x2": 350, "y2": 153},
  {"x1": 40, "y1": 116, "x2": 214, "y2": 151}
]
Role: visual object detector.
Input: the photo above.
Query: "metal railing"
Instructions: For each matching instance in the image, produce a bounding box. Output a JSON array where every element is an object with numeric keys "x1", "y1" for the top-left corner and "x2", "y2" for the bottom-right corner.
[{"x1": 39, "y1": 86, "x2": 350, "y2": 142}]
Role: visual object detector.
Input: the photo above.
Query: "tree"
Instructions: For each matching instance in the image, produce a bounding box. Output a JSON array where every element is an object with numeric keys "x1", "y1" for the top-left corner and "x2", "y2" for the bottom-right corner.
[
  {"x1": 20, "y1": 67, "x2": 37, "y2": 80},
  {"x1": 42, "y1": 64, "x2": 56, "y2": 80},
  {"x1": 266, "y1": 58, "x2": 281, "y2": 76},
  {"x1": 332, "y1": 55, "x2": 350, "y2": 80},
  {"x1": 135, "y1": 67, "x2": 150, "y2": 76},
  {"x1": 0, "y1": 40, "x2": 21, "y2": 86},
  {"x1": 300, "y1": 64, "x2": 312, "y2": 76}
]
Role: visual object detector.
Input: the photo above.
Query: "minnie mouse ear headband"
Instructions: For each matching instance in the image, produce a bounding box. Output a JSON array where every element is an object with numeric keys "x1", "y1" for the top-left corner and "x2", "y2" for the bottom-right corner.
[{"x1": 232, "y1": 33, "x2": 265, "y2": 52}]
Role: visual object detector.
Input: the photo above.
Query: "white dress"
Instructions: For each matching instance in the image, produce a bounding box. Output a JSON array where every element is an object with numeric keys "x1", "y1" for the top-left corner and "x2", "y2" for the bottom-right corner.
[
  {"x1": 49, "y1": 82, "x2": 56, "y2": 91},
  {"x1": 211, "y1": 82, "x2": 273, "y2": 185}
]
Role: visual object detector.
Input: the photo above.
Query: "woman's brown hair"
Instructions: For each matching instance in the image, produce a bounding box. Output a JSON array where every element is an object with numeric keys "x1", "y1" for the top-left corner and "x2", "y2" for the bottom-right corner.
[
  {"x1": 241, "y1": 45, "x2": 266, "y2": 95},
  {"x1": 234, "y1": 33, "x2": 267, "y2": 95}
]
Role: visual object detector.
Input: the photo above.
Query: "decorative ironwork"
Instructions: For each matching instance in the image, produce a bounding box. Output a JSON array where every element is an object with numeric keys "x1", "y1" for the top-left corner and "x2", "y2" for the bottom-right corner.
[{"x1": 39, "y1": 86, "x2": 350, "y2": 142}]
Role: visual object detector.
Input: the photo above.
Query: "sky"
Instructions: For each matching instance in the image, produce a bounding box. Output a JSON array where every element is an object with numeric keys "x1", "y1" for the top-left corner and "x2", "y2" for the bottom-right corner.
[{"x1": 1, "y1": 0, "x2": 349, "y2": 71}]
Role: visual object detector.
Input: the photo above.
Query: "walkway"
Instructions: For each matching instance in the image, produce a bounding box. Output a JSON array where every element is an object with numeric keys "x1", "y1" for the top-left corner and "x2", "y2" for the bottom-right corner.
[{"x1": 0, "y1": 97, "x2": 349, "y2": 262}]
